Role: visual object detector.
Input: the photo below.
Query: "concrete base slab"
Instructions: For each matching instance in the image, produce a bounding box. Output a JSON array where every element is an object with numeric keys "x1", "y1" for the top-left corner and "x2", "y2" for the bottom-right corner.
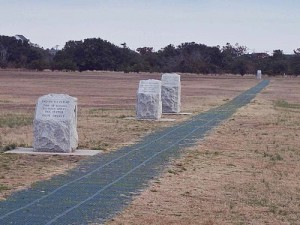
[
  {"x1": 125, "y1": 117, "x2": 176, "y2": 122},
  {"x1": 5, "y1": 148, "x2": 102, "y2": 156},
  {"x1": 158, "y1": 118, "x2": 176, "y2": 122}
]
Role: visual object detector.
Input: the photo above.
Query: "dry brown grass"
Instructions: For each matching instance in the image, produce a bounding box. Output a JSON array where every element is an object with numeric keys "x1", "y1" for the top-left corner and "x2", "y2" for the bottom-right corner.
[
  {"x1": 0, "y1": 69, "x2": 258, "y2": 200},
  {"x1": 0, "y1": 71, "x2": 258, "y2": 150},
  {"x1": 0, "y1": 154, "x2": 82, "y2": 200},
  {"x1": 107, "y1": 77, "x2": 300, "y2": 225}
]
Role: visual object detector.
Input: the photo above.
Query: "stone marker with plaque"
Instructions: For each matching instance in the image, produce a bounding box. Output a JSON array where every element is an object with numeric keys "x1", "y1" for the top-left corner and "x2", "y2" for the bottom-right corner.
[
  {"x1": 33, "y1": 94, "x2": 78, "y2": 153},
  {"x1": 256, "y1": 70, "x2": 262, "y2": 80},
  {"x1": 161, "y1": 73, "x2": 181, "y2": 113},
  {"x1": 136, "y1": 79, "x2": 162, "y2": 120}
]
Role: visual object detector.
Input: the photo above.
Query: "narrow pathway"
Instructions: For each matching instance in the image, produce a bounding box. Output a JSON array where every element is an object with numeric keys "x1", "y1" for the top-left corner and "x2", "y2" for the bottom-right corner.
[{"x1": 0, "y1": 80, "x2": 269, "y2": 225}]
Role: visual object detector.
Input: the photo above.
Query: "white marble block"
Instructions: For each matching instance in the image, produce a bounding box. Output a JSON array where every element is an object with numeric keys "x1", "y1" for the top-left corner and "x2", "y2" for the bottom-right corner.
[
  {"x1": 136, "y1": 79, "x2": 162, "y2": 120},
  {"x1": 161, "y1": 73, "x2": 181, "y2": 113},
  {"x1": 256, "y1": 70, "x2": 262, "y2": 79},
  {"x1": 33, "y1": 94, "x2": 78, "y2": 153}
]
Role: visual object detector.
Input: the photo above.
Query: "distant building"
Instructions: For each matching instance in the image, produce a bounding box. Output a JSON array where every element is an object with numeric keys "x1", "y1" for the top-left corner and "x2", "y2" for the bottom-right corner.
[{"x1": 14, "y1": 35, "x2": 29, "y2": 43}]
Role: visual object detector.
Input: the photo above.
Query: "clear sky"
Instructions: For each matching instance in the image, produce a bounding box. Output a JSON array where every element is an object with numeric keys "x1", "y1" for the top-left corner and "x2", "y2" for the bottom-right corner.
[{"x1": 0, "y1": 0, "x2": 299, "y2": 53}]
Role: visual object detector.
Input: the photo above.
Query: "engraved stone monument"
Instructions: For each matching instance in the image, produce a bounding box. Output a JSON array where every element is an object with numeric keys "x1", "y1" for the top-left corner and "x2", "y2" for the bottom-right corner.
[
  {"x1": 33, "y1": 94, "x2": 78, "y2": 153},
  {"x1": 136, "y1": 79, "x2": 162, "y2": 120},
  {"x1": 256, "y1": 70, "x2": 262, "y2": 80},
  {"x1": 161, "y1": 73, "x2": 181, "y2": 113}
]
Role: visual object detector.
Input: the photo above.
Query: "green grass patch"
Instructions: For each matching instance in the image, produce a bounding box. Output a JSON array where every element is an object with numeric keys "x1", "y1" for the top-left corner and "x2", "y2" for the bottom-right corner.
[
  {"x1": 89, "y1": 141, "x2": 110, "y2": 151},
  {"x1": 88, "y1": 108, "x2": 109, "y2": 113},
  {"x1": 0, "y1": 184, "x2": 10, "y2": 192},
  {"x1": 88, "y1": 108, "x2": 126, "y2": 114},
  {"x1": 0, "y1": 100, "x2": 11, "y2": 103},
  {"x1": 275, "y1": 100, "x2": 300, "y2": 109},
  {"x1": 0, "y1": 114, "x2": 33, "y2": 128},
  {"x1": 263, "y1": 152, "x2": 283, "y2": 161},
  {"x1": 248, "y1": 197, "x2": 268, "y2": 207}
]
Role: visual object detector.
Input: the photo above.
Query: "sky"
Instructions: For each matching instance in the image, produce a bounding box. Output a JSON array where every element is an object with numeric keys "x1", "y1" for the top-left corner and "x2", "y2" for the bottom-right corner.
[{"x1": 0, "y1": 0, "x2": 299, "y2": 54}]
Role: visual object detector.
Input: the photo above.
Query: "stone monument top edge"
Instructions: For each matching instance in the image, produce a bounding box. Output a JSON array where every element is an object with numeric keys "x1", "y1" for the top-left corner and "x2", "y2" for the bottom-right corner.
[
  {"x1": 162, "y1": 73, "x2": 180, "y2": 76},
  {"x1": 35, "y1": 93, "x2": 77, "y2": 121},
  {"x1": 38, "y1": 93, "x2": 77, "y2": 101},
  {"x1": 161, "y1": 73, "x2": 181, "y2": 86},
  {"x1": 138, "y1": 79, "x2": 161, "y2": 94}
]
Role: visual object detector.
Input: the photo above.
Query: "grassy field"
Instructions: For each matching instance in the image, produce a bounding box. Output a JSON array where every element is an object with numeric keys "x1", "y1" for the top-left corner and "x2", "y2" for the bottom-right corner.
[
  {"x1": 4, "y1": 70, "x2": 298, "y2": 225},
  {"x1": 107, "y1": 78, "x2": 300, "y2": 225},
  {"x1": 0, "y1": 70, "x2": 258, "y2": 200}
]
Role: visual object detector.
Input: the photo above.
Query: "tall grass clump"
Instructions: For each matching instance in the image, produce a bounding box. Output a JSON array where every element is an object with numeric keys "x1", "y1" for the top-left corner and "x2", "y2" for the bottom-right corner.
[{"x1": 0, "y1": 114, "x2": 33, "y2": 128}]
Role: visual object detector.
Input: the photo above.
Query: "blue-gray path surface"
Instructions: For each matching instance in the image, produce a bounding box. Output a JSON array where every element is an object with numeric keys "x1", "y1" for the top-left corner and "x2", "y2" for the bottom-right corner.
[{"x1": 0, "y1": 80, "x2": 269, "y2": 225}]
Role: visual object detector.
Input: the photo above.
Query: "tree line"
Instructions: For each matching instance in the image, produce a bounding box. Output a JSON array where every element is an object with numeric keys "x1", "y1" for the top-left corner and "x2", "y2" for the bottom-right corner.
[
  {"x1": 1, "y1": 35, "x2": 300, "y2": 75},
  {"x1": 0, "y1": 35, "x2": 53, "y2": 70}
]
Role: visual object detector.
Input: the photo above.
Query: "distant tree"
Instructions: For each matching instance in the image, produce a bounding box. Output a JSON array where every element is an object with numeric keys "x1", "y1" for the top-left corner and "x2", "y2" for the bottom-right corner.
[
  {"x1": 221, "y1": 43, "x2": 248, "y2": 73},
  {"x1": 269, "y1": 49, "x2": 288, "y2": 75},
  {"x1": 136, "y1": 47, "x2": 154, "y2": 55},
  {"x1": 53, "y1": 38, "x2": 140, "y2": 72},
  {"x1": 272, "y1": 49, "x2": 285, "y2": 60},
  {"x1": 0, "y1": 35, "x2": 51, "y2": 69},
  {"x1": 293, "y1": 48, "x2": 300, "y2": 55},
  {"x1": 28, "y1": 60, "x2": 47, "y2": 71},
  {"x1": 233, "y1": 58, "x2": 248, "y2": 76},
  {"x1": 159, "y1": 44, "x2": 177, "y2": 57},
  {"x1": 271, "y1": 61, "x2": 288, "y2": 75},
  {"x1": 222, "y1": 43, "x2": 248, "y2": 58},
  {"x1": 290, "y1": 49, "x2": 300, "y2": 75},
  {"x1": 2, "y1": 33, "x2": 292, "y2": 76}
]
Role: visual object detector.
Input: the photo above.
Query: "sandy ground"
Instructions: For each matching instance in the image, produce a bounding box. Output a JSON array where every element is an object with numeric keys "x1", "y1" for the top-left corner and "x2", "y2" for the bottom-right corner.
[
  {"x1": 106, "y1": 78, "x2": 300, "y2": 225},
  {"x1": 0, "y1": 70, "x2": 258, "y2": 200}
]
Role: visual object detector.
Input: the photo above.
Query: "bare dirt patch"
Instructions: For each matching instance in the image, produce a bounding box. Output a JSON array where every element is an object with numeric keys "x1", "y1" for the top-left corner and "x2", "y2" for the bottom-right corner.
[
  {"x1": 0, "y1": 70, "x2": 257, "y2": 200},
  {"x1": 107, "y1": 78, "x2": 300, "y2": 225}
]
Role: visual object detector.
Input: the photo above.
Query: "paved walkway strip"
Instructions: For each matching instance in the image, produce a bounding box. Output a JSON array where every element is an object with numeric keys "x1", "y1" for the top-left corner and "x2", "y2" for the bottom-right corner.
[{"x1": 0, "y1": 80, "x2": 269, "y2": 225}]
